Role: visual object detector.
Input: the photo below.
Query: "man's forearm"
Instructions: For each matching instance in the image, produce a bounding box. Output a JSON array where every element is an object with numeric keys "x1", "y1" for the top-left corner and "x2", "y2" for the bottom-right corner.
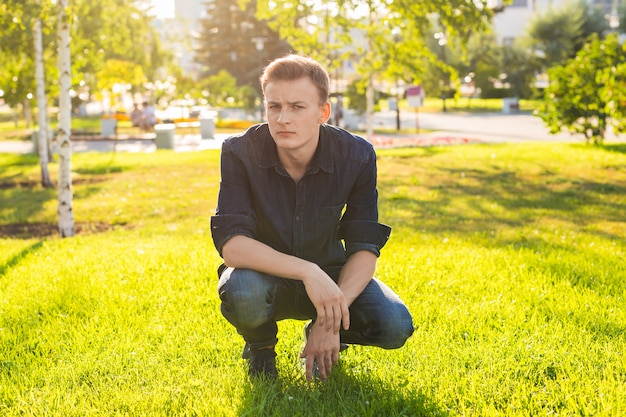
[
  {"x1": 222, "y1": 234, "x2": 351, "y2": 332},
  {"x1": 337, "y1": 250, "x2": 377, "y2": 307},
  {"x1": 222, "y1": 235, "x2": 315, "y2": 281}
]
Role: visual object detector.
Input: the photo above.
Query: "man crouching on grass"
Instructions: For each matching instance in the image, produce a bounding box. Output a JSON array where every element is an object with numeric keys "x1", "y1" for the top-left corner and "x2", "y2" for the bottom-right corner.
[{"x1": 210, "y1": 54, "x2": 414, "y2": 381}]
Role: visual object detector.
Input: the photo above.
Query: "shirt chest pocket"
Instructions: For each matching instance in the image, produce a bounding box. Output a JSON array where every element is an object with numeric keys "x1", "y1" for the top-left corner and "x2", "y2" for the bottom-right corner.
[{"x1": 313, "y1": 204, "x2": 344, "y2": 232}]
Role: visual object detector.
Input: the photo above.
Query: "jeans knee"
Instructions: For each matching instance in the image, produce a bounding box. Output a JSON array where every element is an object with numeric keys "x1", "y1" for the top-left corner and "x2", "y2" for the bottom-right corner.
[
  {"x1": 374, "y1": 308, "x2": 414, "y2": 349},
  {"x1": 219, "y1": 269, "x2": 274, "y2": 328}
]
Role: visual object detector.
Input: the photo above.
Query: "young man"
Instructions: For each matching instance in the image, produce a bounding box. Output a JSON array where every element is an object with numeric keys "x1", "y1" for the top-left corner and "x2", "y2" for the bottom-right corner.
[{"x1": 210, "y1": 54, "x2": 413, "y2": 381}]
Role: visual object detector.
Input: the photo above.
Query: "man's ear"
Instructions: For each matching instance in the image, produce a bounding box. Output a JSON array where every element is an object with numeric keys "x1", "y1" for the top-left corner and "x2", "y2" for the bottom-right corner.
[{"x1": 320, "y1": 102, "x2": 331, "y2": 124}]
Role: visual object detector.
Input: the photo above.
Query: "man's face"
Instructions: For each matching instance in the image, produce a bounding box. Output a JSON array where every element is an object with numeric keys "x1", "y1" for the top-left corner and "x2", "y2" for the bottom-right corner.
[{"x1": 264, "y1": 77, "x2": 330, "y2": 154}]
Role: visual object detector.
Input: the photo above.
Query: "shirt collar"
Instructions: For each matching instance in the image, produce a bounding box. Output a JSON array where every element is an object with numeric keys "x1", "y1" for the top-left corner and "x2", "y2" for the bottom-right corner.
[{"x1": 258, "y1": 124, "x2": 335, "y2": 174}]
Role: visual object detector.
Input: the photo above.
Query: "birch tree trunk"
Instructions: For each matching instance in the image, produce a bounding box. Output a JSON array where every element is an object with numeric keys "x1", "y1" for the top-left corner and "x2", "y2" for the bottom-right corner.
[
  {"x1": 57, "y1": 0, "x2": 74, "y2": 237},
  {"x1": 364, "y1": 1, "x2": 375, "y2": 141},
  {"x1": 34, "y1": 17, "x2": 53, "y2": 188},
  {"x1": 365, "y1": 81, "x2": 374, "y2": 141}
]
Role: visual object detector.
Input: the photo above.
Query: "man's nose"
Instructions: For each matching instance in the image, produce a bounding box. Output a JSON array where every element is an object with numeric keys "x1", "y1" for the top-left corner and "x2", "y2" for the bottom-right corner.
[{"x1": 277, "y1": 109, "x2": 290, "y2": 123}]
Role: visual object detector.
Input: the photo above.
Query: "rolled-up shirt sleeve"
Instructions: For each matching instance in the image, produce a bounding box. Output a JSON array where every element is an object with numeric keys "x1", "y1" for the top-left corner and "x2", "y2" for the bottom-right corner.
[
  {"x1": 211, "y1": 214, "x2": 256, "y2": 257},
  {"x1": 210, "y1": 139, "x2": 257, "y2": 257},
  {"x1": 338, "y1": 220, "x2": 391, "y2": 258},
  {"x1": 338, "y1": 143, "x2": 391, "y2": 258}
]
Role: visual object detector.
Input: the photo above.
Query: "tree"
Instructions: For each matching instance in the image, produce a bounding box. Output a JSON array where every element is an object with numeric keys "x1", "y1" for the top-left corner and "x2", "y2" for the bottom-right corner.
[
  {"x1": 249, "y1": 0, "x2": 499, "y2": 137},
  {"x1": 71, "y1": 0, "x2": 168, "y2": 103},
  {"x1": 525, "y1": 0, "x2": 609, "y2": 71},
  {"x1": 1, "y1": 0, "x2": 171, "y2": 236},
  {"x1": 194, "y1": 0, "x2": 292, "y2": 91},
  {"x1": 200, "y1": 70, "x2": 239, "y2": 107},
  {"x1": 538, "y1": 33, "x2": 626, "y2": 145},
  {"x1": 1, "y1": 0, "x2": 169, "y2": 118},
  {"x1": 95, "y1": 59, "x2": 147, "y2": 111},
  {"x1": 57, "y1": 0, "x2": 74, "y2": 237},
  {"x1": 0, "y1": 0, "x2": 55, "y2": 186},
  {"x1": 0, "y1": 0, "x2": 51, "y2": 126},
  {"x1": 499, "y1": 42, "x2": 538, "y2": 99},
  {"x1": 34, "y1": 13, "x2": 53, "y2": 188}
]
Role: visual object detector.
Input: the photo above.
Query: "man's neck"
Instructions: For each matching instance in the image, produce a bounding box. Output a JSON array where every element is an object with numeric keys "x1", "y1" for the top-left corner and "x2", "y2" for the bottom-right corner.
[{"x1": 278, "y1": 148, "x2": 313, "y2": 183}]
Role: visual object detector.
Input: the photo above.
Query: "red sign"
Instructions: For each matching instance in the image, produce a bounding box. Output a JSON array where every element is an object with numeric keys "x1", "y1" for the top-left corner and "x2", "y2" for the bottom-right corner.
[
  {"x1": 406, "y1": 85, "x2": 423, "y2": 96},
  {"x1": 406, "y1": 85, "x2": 425, "y2": 107}
]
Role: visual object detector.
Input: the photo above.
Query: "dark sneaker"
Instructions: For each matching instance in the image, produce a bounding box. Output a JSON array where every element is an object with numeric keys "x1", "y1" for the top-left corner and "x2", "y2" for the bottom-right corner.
[{"x1": 242, "y1": 343, "x2": 277, "y2": 379}]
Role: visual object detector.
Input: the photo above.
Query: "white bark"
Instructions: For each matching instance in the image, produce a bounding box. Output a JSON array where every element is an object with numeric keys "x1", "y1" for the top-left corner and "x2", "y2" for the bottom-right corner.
[
  {"x1": 366, "y1": 81, "x2": 374, "y2": 141},
  {"x1": 57, "y1": 0, "x2": 74, "y2": 237},
  {"x1": 34, "y1": 17, "x2": 53, "y2": 188}
]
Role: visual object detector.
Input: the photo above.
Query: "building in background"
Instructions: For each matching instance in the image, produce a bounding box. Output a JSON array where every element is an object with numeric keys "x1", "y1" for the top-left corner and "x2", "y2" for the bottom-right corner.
[{"x1": 153, "y1": 0, "x2": 206, "y2": 79}]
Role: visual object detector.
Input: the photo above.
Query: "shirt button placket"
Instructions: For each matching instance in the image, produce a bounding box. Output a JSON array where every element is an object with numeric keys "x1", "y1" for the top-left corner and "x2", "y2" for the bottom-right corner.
[{"x1": 293, "y1": 181, "x2": 305, "y2": 257}]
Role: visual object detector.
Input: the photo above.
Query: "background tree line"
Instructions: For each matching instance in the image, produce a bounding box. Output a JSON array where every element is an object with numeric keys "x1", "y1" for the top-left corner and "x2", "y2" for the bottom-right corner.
[
  {"x1": 0, "y1": 0, "x2": 167, "y2": 124},
  {"x1": 1, "y1": 0, "x2": 625, "y2": 138}
]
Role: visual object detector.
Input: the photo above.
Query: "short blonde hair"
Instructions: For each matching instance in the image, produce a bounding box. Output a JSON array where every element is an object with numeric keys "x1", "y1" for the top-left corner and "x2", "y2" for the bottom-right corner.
[{"x1": 260, "y1": 54, "x2": 330, "y2": 104}]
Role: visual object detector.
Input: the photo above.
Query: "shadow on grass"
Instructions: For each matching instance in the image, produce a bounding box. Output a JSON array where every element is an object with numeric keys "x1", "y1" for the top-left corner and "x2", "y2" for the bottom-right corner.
[
  {"x1": 602, "y1": 143, "x2": 626, "y2": 154},
  {"x1": 0, "y1": 240, "x2": 45, "y2": 277},
  {"x1": 380, "y1": 165, "x2": 626, "y2": 242},
  {"x1": 73, "y1": 164, "x2": 126, "y2": 175},
  {"x1": 72, "y1": 152, "x2": 130, "y2": 175},
  {"x1": 238, "y1": 364, "x2": 445, "y2": 417},
  {"x1": 0, "y1": 185, "x2": 57, "y2": 222}
]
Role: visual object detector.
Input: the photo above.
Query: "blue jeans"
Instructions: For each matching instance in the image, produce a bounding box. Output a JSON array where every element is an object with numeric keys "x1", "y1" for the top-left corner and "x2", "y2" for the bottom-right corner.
[{"x1": 218, "y1": 267, "x2": 414, "y2": 349}]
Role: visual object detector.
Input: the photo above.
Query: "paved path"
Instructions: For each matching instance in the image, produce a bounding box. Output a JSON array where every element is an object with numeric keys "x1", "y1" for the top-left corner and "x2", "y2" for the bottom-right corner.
[
  {"x1": 372, "y1": 110, "x2": 623, "y2": 144},
  {"x1": 0, "y1": 133, "x2": 229, "y2": 155}
]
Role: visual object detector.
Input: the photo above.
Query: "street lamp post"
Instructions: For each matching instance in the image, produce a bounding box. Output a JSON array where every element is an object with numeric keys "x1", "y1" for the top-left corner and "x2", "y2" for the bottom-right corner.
[
  {"x1": 609, "y1": 0, "x2": 620, "y2": 32},
  {"x1": 252, "y1": 37, "x2": 267, "y2": 121},
  {"x1": 434, "y1": 31, "x2": 448, "y2": 112},
  {"x1": 392, "y1": 28, "x2": 401, "y2": 131}
]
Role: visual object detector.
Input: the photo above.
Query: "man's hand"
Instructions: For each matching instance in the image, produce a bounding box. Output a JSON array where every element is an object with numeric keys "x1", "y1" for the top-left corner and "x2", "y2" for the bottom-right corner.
[
  {"x1": 223, "y1": 236, "x2": 350, "y2": 333},
  {"x1": 302, "y1": 265, "x2": 350, "y2": 335},
  {"x1": 300, "y1": 321, "x2": 340, "y2": 381}
]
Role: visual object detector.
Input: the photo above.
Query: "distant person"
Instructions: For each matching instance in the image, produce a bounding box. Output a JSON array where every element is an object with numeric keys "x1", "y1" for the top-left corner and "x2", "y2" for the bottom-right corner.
[
  {"x1": 210, "y1": 54, "x2": 414, "y2": 382},
  {"x1": 130, "y1": 103, "x2": 142, "y2": 127},
  {"x1": 140, "y1": 101, "x2": 157, "y2": 131}
]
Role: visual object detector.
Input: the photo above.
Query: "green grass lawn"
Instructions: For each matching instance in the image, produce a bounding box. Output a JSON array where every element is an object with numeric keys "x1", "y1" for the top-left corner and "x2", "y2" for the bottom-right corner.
[{"x1": 1, "y1": 142, "x2": 625, "y2": 416}]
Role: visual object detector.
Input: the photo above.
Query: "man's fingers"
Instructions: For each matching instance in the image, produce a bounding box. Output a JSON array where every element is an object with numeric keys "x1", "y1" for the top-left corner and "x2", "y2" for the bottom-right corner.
[
  {"x1": 319, "y1": 356, "x2": 332, "y2": 380},
  {"x1": 341, "y1": 301, "x2": 350, "y2": 330},
  {"x1": 323, "y1": 306, "x2": 333, "y2": 331},
  {"x1": 305, "y1": 356, "x2": 314, "y2": 381},
  {"x1": 331, "y1": 305, "x2": 341, "y2": 334},
  {"x1": 315, "y1": 306, "x2": 326, "y2": 329}
]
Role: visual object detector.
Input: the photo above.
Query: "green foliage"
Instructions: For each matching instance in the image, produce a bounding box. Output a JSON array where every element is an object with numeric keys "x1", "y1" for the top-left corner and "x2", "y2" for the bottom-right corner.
[
  {"x1": 499, "y1": 42, "x2": 539, "y2": 99},
  {"x1": 1, "y1": 143, "x2": 625, "y2": 415},
  {"x1": 0, "y1": 0, "x2": 169, "y2": 113},
  {"x1": 251, "y1": 0, "x2": 498, "y2": 96},
  {"x1": 0, "y1": 0, "x2": 56, "y2": 109},
  {"x1": 194, "y1": 0, "x2": 291, "y2": 90},
  {"x1": 344, "y1": 79, "x2": 385, "y2": 114},
  {"x1": 538, "y1": 33, "x2": 626, "y2": 144},
  {"x1": 525, "y1": 0, "x2": 609, "y2": 70},
  {"x1": 200, "y1": 70, "x2": 239, "y2": 107},
  {"x1": 96, "y1": 59, "x2": 146, "y2": 93}
]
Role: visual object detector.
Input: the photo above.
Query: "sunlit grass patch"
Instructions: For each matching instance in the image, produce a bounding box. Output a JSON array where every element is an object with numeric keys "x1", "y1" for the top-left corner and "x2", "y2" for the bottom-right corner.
[{"x1": 1, "y1": 142, "x2": 625, "y2": 416}]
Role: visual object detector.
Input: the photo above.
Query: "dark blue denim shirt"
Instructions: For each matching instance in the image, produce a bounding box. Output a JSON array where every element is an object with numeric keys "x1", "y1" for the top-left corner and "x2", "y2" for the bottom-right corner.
[{"x1": 210, "y1": 123, "x2": 391, "y2": 279}]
